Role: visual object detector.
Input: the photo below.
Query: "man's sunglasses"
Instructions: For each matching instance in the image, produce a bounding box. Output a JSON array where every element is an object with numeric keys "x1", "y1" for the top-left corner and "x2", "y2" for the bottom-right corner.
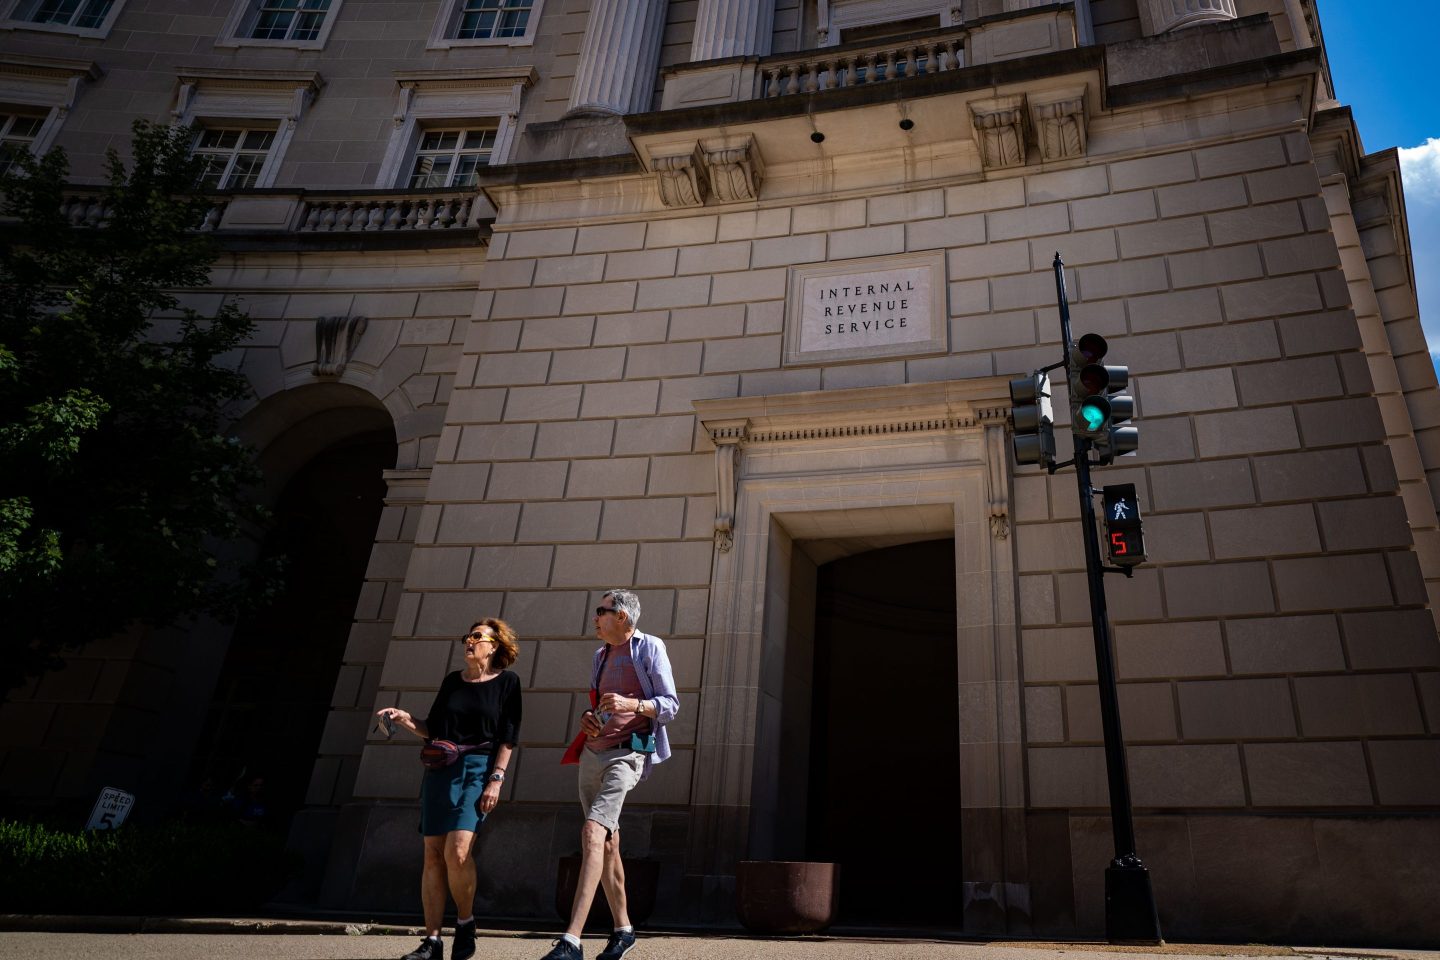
[{"x1": 595, "y1": 606, "x2": 619, "y2": 617}]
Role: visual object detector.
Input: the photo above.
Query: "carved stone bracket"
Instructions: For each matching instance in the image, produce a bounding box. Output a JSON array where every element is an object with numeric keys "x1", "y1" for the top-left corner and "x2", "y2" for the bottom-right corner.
[
  {"x1": 653, "y1": 144, "x2": 710, "y2": 208},
  {"x1": 650, "y1": 136, "x2": 766, "y2": 207},
  {"x1": 1031, "y1": 88, "x2": 1087, "y2": 162},
  {"x1": 982, "y1": 410, "x2": 1010, "y2": 540},
  {"x1": 706, "y1": 418, "x2": 749, "y2": 552},
  {"x1": 702, "y1": 136, "x2": 764, "y2": 204},
  {"x1": 314, "y1": 315, "x2": 368, "y2": 377},
  {"x1": 1138, "y1": 0, "x2": 1237, "y2": 35},
  {"x1": 970, "y1": 95, "x2": 1027, "y2": 170}
]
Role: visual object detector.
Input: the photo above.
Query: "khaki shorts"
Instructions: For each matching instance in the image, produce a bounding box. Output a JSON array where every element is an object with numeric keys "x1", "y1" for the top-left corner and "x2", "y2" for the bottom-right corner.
[{"x1": 578, "y1": 746, "x2": 644, "y2": 834}]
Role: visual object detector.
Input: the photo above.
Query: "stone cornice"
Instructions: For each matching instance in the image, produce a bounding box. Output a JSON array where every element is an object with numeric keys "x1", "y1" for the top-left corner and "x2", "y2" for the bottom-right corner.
[
  {"x1": 694, "y1": 379, "x2": 1012, "y2": 447},
  {"x1": 0, "y1": 55, "x2": 102, "y2": 82},
  {"x1": 392, "y1": 66, "x2": 537, "y2": 89},
  {"x1": 173, "y1": 67, "x2": 324, "y2": 91}
]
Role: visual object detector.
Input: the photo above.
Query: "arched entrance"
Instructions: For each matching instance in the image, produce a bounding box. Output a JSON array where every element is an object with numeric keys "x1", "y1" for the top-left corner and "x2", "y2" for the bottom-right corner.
[{"x1": 189, "y1": 386, "x2": 396, "y2": 828}]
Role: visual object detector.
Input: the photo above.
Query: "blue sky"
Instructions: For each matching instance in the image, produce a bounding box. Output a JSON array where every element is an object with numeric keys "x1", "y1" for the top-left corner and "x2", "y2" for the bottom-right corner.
[{"x1": 1319, "y1": 0, "x2": 1440, "y2": 358}]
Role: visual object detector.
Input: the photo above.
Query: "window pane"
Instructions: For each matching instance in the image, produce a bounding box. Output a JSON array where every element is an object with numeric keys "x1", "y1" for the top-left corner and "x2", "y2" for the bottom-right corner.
[
  {"x1": 498, "y1": 9, "x2": 527, "y2": 36},
  {"x1": 292, "y1": 10, "x2": 324, "y2": 39},
  {"x1": 7, "y1": 116, "x2": 46, "y2": 139},
  {"x1": 29, "y1": 0, "x2": 80, "y2": 23},
  {"x1": 457, "y1": 10, "x2": 496, "y2": 38},
  {"x1": 251, "y1": 10, "x2": 293, "y2": 38},
  {"x1": 451, "y1": 155, "x2": 482, "y2": 186},
  {"x1": 225, "y1": 153, "x2": 266, "y2": 190},
  {"x1": 197, "y1": 129, "x2": 239, "y2": 149},
  {"x1": 196, "y1": 155, "x2": 230, "y2": 190},
  {"x1": 73, "y1": 0, "x2": 113, "y2": 27},
  {"x1": 241, "y1": 130, "x2": 275, "y2": 150},
  {"x1": 409, "y1": 156, "x2": 441, "y2": 189}
]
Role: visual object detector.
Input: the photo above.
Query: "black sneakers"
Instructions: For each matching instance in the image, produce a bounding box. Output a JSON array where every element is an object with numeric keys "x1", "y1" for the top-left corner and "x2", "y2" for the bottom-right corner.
[
  {"x1": 540, "y1": 938, "x2": 583, "y2": 960},
  {"x1": 597, "y1": 930, "x2": 637, "y2": 960},
  {"x1": 402, "y1": 938, "x2": 443, "y2": 960},
  {"x1": 453, "y1": 920, "x2": 476, "y2": 960}
]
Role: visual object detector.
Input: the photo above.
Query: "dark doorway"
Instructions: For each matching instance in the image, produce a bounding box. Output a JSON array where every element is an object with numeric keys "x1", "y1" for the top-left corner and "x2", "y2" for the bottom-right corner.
[
  {"x1": 190, "y1": 431, "x2": 395, "y2": 829},
  {"x1": 806, "y1": 537, "x2": 961, "y2": 925}
]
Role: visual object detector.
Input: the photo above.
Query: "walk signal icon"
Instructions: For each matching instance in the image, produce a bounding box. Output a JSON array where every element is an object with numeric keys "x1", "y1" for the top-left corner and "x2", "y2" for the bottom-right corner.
[{"x1": 1101, "y1": 483, "x2": 1145, "y2": 566}]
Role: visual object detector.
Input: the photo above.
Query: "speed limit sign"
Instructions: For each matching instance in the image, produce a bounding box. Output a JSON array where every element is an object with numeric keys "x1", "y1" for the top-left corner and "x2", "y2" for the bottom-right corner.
[{"x1": 85, "y1": 786, "x2": 135, "y2": 831}]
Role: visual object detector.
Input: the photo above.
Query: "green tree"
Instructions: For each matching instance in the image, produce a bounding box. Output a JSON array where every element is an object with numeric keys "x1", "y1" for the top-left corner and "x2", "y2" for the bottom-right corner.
[{"x1": 0, "y1": 121, "x2": 272, "y2": 695}]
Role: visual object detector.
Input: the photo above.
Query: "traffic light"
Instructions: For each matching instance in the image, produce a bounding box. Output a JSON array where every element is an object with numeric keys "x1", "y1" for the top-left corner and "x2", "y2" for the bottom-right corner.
[
  {"x1": 1009, "y1": 370, "x2": 1055, "y2": 469},
  {"x1": 1067, "y1": 333, "x2": 1137, "y2": 464},
  {"x1": 1102, "y1": 483, "x2": 1146, "y2": 566}
]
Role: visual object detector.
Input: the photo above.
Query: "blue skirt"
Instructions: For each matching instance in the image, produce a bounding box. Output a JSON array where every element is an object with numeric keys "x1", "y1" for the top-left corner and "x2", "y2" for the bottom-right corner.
[{"x1": 420, "y1": 751, "x2": 491, "y2": 836}]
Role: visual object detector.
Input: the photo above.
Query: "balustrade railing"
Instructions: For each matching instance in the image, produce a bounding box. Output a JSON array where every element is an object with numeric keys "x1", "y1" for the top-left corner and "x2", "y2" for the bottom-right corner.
[
  {"x1": 297, "y1": 193, "x2": 475, "y2": 233},
  {"x1": 758, "y1": 29, "x2": 965, "y2": 99},
  {"x1": 45, "y1": 189, "x2": 482, "y2": 237},
  {"x1": 59, "y1": 194, "x2": 229, "y2": 231}
]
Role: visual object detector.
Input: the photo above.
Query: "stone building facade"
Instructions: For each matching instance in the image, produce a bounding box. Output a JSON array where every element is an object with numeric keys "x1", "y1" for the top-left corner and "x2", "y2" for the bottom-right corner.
[{"x1": 4, "y1": 0, "x2": 1440, "y2": 944}]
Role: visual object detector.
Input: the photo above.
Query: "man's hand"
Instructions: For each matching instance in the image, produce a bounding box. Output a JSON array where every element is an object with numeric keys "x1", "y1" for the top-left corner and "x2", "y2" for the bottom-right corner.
[
  {"x1": 580, "y1": 709, "x2": 602, "y2": 737},
  {"x1": 597, "y1": 693, "x2": 638, "y2": 714}
]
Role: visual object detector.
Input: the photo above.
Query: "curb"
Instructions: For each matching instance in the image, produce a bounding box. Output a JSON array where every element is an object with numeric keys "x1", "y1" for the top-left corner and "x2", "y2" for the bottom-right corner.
[{"x1": 0, "y1": 916, "x2": 430, "y2": 936}]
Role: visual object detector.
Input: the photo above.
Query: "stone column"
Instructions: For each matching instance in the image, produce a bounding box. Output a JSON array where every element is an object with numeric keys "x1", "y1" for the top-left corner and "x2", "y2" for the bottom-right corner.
[
  {"x1": 566, "y1": 0, "x2": 669, "y2": 116},
  {"x1": 1137, "y1": 0, "x2": 1236, "y2": 36},
  {"x1": 689, "y1": 0, "x2": 774, "y2": 61}
]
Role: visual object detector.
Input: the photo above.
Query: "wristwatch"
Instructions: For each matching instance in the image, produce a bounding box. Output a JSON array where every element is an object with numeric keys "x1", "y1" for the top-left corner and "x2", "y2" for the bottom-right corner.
[{"x1": 488, "y1": 771, "x2": 505, "y2": 783}]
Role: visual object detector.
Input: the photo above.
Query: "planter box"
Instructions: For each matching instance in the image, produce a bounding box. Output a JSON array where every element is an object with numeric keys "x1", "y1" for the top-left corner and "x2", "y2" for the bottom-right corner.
[{"x1": 735, "y1": 860, "x2": 839, "y2": 934}]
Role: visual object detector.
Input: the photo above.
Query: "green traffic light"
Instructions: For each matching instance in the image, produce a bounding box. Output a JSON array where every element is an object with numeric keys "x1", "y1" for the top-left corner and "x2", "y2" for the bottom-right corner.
[{"x1": 1078, "y1": 398, "x2": 1108, "y2": 432}]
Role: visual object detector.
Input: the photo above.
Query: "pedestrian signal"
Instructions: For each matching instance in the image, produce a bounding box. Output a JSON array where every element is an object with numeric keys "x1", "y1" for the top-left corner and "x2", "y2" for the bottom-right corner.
[{"x1": 1101, "y1": 483, "x2": 1145, "y2": 566}]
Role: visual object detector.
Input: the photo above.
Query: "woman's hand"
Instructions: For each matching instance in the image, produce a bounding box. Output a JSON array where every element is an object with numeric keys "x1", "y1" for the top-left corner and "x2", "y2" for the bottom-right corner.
[
  {"x1": 376, "y1": 707, "x2": 418, "y2": 735},
  {"x1": 479, "y1": 780, "x2": 501, "y2": 814},
  {"x1": 579, "y1": 709, "x2": 602, "y2": 738}
]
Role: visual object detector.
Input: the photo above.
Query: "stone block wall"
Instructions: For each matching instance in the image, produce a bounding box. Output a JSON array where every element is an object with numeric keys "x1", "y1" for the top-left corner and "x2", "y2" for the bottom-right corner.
[{"x1": 336, "y1": 81, "x2": 1440, "y2": 922}]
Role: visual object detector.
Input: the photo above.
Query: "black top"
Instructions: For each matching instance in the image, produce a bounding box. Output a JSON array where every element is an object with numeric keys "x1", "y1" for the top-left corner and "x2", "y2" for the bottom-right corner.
[{"x1": 424, "y1": 670, "x2": 522, "y2": 746}]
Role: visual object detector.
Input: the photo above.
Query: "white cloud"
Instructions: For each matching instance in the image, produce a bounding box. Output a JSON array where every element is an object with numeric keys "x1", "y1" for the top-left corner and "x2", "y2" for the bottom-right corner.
[{"x1": 1400, "y1": 138, "x2": 1440, "y2": 204}]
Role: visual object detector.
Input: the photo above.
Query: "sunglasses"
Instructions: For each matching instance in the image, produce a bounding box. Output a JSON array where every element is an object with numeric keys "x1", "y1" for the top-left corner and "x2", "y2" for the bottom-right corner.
[
  {"x1": 464, "y1": 631, "x2": 495, "y2": 644},
  {"x1": 595, "y1": 606, "x2": 619, "y2": 617}
]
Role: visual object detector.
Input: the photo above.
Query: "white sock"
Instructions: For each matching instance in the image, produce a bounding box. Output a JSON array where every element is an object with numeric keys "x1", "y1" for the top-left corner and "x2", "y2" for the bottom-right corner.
[
  {"x1": 427, "y1": 935, "x2": 441, "y2": 943},
  {"x1": 562, "y1": 933, "x2": 582, "y2": 948},
  {"x1": 457, "y1": 916, "x2": 474, "y2": 926},
  {"x1": 615, "y1": 926, "x2": 633, "y2": 934}
]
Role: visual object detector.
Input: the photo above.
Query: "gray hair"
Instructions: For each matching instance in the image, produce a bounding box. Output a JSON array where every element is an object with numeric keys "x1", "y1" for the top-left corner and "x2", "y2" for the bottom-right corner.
[{"x1": 604, "y1": 589, "x2": 641, "y2": 627}]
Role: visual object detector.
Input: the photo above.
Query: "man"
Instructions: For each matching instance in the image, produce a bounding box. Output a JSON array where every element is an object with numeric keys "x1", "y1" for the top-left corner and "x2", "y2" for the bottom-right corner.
[{"x1": 542, "y1": 589, "x2": 679, "y2": 960}]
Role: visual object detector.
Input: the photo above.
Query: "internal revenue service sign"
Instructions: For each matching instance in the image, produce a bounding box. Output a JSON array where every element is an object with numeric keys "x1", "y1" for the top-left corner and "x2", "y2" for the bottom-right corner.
[{"x1": 784, "y1": 252, "x2": 947, "y2": 366}]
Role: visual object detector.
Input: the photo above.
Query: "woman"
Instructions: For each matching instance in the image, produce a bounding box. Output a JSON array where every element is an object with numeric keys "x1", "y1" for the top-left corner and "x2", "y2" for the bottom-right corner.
[{"x1": 377, "y1": 618, "x2": 523, "y2": 960}]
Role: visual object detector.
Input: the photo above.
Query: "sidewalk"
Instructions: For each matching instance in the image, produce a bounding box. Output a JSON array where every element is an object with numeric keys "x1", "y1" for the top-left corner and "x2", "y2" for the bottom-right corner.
[{"x1": 0, "y1": 917, "x2": 1436, "y2": 960}]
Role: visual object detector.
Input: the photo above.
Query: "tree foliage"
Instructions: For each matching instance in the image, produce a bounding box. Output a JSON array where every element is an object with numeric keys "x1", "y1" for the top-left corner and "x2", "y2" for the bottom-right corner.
[{"x1": 0, "y1": 121, "x2": 272, "y2": 694}]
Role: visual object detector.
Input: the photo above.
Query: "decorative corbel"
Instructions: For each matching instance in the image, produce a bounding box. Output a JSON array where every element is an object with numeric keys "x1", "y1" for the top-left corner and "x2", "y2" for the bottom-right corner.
[
  {"x1": 1031, "y1": 88, "x2": 1087, "y2": 162},
  {"x1": 706, "y1": 418, "x2": 748, "y2": 553},
  {"x1": 701, "y1": 136, "x2": 764, "y2": 204},
  {"x1": 970, "y1": 95, "x2": 1028, "y2": 170},
  {"x1": 172, "y1": 80, "x2": 195, "y2": 122},
  {"x1": 314, "y1": 315, "x2": 368, "y2": 377},
  {"x1": 982, "y1": 409, "x2": 1011, "y2": 540},
  {"x1": 652, "y1": 143, "x2": 709, "y2": 209}
]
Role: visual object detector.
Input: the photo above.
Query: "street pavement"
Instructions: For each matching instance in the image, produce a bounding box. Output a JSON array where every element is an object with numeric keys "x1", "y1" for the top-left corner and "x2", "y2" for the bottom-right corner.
[{"x1": 0, "y1": 931, "x2": 1436, "y2": 960}]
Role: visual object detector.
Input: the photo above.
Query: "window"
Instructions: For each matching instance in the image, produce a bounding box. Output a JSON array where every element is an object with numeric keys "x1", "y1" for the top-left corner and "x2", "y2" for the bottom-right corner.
[
  {"x1": 193, "y1": 127, "x2": 276, "y2": 190},
  {"x1": 216, "y1": 0, "x2": 343, "y2": 49},
  {"x1": 428, "y1": 0, "x2": 544, "y2": 48},
  {"x1": 408, "y1": 128, "x2": 496, "y2": 188},
  {"x1": 815, "y1": 0, "x2": 960, "y2": 46},
  {"x1": 250, "y1": 0, "x2": 328, "y2": 40},
  {"x1": 13, "y1": 0, "x2": 112, "y2": 28},
  {"x1": 1, "y1": 0, "x2": 126, "y2": 36},
  {"x1": 374, "y1": 69, "x2": 532, "y2": 187},
  {"x1": 0, "y1": 112, "x2": 45, "y2": 175},
  {"x1": 456, "y1": 0, "x2": 530, "y2": 39}
]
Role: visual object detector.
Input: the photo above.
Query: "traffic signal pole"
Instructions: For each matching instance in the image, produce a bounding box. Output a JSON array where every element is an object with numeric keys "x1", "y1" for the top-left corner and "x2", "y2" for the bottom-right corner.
[{"x1": 1051, "y1": 254, "x2": 1162, "y2": 943}]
